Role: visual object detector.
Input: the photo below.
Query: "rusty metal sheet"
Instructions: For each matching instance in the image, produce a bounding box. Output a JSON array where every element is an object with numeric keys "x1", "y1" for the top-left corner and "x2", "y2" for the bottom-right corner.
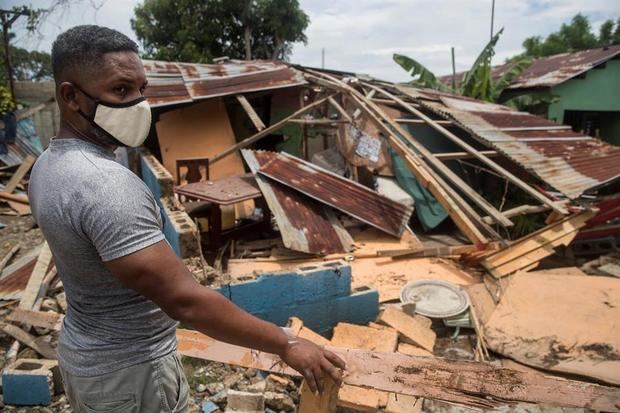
[
  {"x1": 414, "y1": 95, "x2": 620, "y2": 199},
  {"x1": 439, "y1": 45, "x2": 620, "y2": 89},
  {"x1": 144, "y1": 59, "x2": 306, "y2": 108},
  {"x1": 241, "y1": 150, "x2": 353, "y2": 255},
  {"x1": 254, "y1": 151, "x2": 413, "y2": 237},
  {"x1": 174, "y1": 174, "x2": 261, "y2": 206}
]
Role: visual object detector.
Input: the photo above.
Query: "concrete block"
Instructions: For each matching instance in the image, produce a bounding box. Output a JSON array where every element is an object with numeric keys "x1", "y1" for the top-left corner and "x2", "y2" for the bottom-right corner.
[
  {"x1": 225, "y1": 389, "x2": 264, "y2": 413},
  {"x1": 2, "y1": 359, "x2": 61, "y2": 406},
  {"x1": 218, "y1": 261, "x2": 352, "y2": 313},
  {"x1": 160, "y1": 197, "x2": 200, "y2": 258},
  {"x1": 140, "y1": 153, "x2": 174, "y2": 199}
]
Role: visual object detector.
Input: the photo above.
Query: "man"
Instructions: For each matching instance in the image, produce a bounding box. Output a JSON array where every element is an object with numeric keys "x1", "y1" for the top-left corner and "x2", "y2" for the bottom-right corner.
[{"x1": 29, "y1": 25, "x2": 344, "y2": 412}]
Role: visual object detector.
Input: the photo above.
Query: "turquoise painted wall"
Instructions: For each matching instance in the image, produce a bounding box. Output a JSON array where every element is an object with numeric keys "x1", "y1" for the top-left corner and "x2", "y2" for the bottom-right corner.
[{"x1": 547, "y1": 59, "x2": 620, "y2": 144}]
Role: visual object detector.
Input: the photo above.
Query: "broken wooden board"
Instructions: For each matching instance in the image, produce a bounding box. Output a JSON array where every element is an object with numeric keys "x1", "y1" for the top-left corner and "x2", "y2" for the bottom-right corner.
[
  {"x1": 7, "y1": 308, "x2": 63, "y2": 331},
  {"x1": 298, "y1": 378, "x2": 339, "y2": 413},
  {"x1": 2, "y1": 323, "x2": 57, "y2": 359},
  {"x1": 385, "y1": 393, "x2": 422, "y2": 413},
  {"x1": 481, "y1": 210, "x2": 595, "y2": 278},
  {"x1": 397, "y1": 343, "x2": 434, "y2": 357},
  {"x1": 18, "y1": 243, "x2": 52, "y2": 310},
  {"x1": 254, "y1": 150, "x2": 414, "y2": 237},
  {"x1": 338, "y1": 385, "x2": 388, "y2": 412},
  {"x1": 176, "y1": 329, "x2": 620, "y2": 411},
  {"x1": 330, "y1": 322, "x2": 398, "y2": 353},
  {"x1": 380, "y1": 307, "x2": 436, "y2": 353},
  {"x1": 242, "y1": 150, "x2": 354, "y2": 255},
  {"x1": 288, "y1": 317, "x2": 331, "y2": 346},
  {"x1": 3, "y1": 154, "x2": 36, "y2": 194},
  {"x1": 484, "y1": 271, "x2": 620, "y2": 385}
]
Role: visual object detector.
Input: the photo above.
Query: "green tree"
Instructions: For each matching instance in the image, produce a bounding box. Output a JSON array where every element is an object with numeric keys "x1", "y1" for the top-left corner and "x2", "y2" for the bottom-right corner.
[
  {"x1": 520, "y1": 13, "x2": 618, "y2": 58},
  {"x1": 131, "y1": 0, "x2": 309, "y2": 62},
  {"x1": 0, "y1": 43, "x2": 52, "y2": 82}
]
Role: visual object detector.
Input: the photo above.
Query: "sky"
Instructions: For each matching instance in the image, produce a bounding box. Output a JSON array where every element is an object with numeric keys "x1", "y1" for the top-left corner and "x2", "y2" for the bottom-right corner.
[{"x1": 5, "y1": 0, "x2": 620, "y2": 82}]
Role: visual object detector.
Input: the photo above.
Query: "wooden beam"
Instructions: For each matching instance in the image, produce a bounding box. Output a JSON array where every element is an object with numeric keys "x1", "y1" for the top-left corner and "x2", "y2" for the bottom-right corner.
[
  {"x1": 481, "y1": 204, "x2": 551, "y2": 225},
  {"x1": 236, "y1": 95, "x2": 266, "y2": 131},
  {"x1": 3, "y1": 154, "x2": 35, "y2": 193},
  {"x1": 396, "y1": 118, "x2": 452, "y2": 125},
  {"x1": 365, "y1": 83, "x2": 567, "y2": 215},
  {"x1": 0, "y1": 244, "x2": 20, "y2": 272},
  {"x1": 0, "y1": 191, "x2": 29, "y2": 204},
  {"x1": 481, "y1": 210, "x2": 595, "y2": 278},
  {"x1": 498, "y1": 126, "x2": 572, "y2": 132},
  {"x1": 19, "y1": 242, "x2": 52, "y2": 310},
  {"x1": 288, "y1": 119, "x2": 348, "y2": 125},
  {"x1": 7, "y1": 308, "x2": 63, "y2": 331},
  {"x1": 353, "y1": 90, "x2": 375, "y2": 119},
  {"x1": 2, "y1": 323, "x2": 57, "y2": 359},
  {"x1": 210, "y1": 95, "x2": 335, "y2": 165},
  {"x1": 176, "y1": 329, "x2": 620, "y2": 411},
  {"x1": 433, "y1": 150, "x2": 498, "y2": 161},
  {"x1": 327, "y1": 96, "x2": 352, "y2": 123}
]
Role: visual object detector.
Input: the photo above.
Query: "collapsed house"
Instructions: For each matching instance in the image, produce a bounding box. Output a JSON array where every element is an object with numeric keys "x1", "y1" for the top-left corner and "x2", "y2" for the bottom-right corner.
[{"x1": 1, "y1": 59, "x2": 620, "y2": 412}]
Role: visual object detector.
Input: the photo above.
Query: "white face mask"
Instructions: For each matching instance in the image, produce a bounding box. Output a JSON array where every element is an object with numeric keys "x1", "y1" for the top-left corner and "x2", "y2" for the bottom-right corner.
[{"x1": 76, "y1": 85, "x2": 152, "y2": 147}]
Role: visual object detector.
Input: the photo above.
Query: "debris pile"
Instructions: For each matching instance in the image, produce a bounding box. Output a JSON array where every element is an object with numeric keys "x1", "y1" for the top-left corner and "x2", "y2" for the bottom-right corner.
[{"x1": 2, "y1": 61, "x2": 620, "y2": 412}]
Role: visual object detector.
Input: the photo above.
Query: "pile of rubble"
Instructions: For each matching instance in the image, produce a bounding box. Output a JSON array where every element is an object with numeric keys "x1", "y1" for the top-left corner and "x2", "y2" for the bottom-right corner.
[{"x1": 1, "y1": 60, "x2": 620, "y2": 412}]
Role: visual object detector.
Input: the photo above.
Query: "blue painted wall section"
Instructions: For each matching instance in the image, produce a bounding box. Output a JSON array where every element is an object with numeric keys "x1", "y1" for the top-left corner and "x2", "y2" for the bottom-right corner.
[{"x1": 217, "y1": 261, "x2": 379, "y2": 335}]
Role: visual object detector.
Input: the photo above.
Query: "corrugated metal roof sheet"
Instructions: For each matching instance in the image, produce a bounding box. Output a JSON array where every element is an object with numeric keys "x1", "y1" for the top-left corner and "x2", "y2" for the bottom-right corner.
[
  {"x1": 406, "y1": 92, "x2": 620, "y2": 199},
  {"x1": 0, "y1": 118, "x2": 44, "y2": 167},
  {"x1": 241, "y1": 150, "x2": 354, "y2": 255},
  {"x1": 255, "y1": 151, "x2": 414, "y2": 237},
  {"x1": 438, "y1": 45, "x2": 620, "y2": 89},
  {"x1": 143, "y1": 59, "x2": 306, "y2": 108}
]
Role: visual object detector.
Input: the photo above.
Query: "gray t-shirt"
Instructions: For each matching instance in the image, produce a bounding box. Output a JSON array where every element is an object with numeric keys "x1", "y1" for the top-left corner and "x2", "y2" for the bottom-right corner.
[{"x1": 29, "y1": 138, "x2": 178, "y2": 377}]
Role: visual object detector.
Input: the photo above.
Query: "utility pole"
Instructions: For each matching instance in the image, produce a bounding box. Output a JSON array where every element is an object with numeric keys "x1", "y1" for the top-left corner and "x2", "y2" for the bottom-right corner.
[
  {"x1": 1, "y1": 8, "x2": 31, "y2": 101},
  {"x1": 490, "y1": 0, "x2": 496, "y2": 40},
  {"x1": 451, "y1": 47, "x2": 456, "y2": 91},
  {"x1": 321, "y1": 48, "x2": 325, "y2": 69}
]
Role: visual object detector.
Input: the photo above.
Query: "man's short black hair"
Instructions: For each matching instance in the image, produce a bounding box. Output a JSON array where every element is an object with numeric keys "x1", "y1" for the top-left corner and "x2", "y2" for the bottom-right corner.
[{"x1": 51, "y1": 25, "x2": 139, "y2": 84}]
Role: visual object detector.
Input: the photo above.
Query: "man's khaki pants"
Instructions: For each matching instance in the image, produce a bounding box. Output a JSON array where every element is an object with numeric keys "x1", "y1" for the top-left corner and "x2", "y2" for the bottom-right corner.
[{"x1": 60, "y1": 352, "x2": 190, "y2": 413}]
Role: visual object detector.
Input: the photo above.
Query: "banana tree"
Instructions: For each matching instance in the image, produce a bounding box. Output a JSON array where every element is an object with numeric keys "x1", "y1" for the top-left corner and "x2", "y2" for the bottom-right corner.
[{"x1": 393, "y1": 28, "x2": 539, "y2": 104}]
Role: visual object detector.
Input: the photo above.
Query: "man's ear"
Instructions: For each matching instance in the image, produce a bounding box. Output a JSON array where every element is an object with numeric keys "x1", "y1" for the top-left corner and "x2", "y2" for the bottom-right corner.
[{"x1": 58, "y1": 82, "x2": 81, "y2": 112}]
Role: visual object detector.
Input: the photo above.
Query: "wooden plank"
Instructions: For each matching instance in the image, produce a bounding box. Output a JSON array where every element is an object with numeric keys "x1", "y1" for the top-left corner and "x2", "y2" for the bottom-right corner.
[
  {"x1": 176, "y1": 329, "x2": 620, "y2": 411},
  {"x1": 7, "y1": 201, "x2": 31, "y2": 215},
  {"x1": 380, "y1": 307, "x2": 436, "y2": 353},
  {"x1": 0, "y1": 192, "x2": 29, "y2": 204},
  {"x1": 396, "y1": 118, "x2": 452, "y2": 125},
  {"x1": 481, "y1": 210, "x2": 594, "y2": 278},
  {"x1": 19, "y1": 242, "x2": 52, "y2": 310},
  {"x1": 299, "y1": 378, "x2": 339, "y2": 413},
  {"x1": 327, "y1": 96, "x2": 352, "y2": 123},
  {"x1": 482, "y1": 204, "x2": 551, "y2": 225},
  {"x1": 2, "y1": 323, "x2": 57, "y2": 359},
  {"x1": 7, "y1": 308, "x2": 63, "y2": 331},
  {"x1": 236, "y1": 95, "x2": 266, "y2": 131},
  {"x1": 365, "y1": 83, "x2": 566, "y2": 215},
  {"x1": 0, "y1": 244, "x2": 20, "y2": 273},
  {"x1": 433, "y1": 150, "x2": 498, "y2": 160},
  {"x1": 397, "y1": 343, "x2": 433, "y2": 357},
  {"x1": 330, "y1": 322, "x2": 398, "y2": 353},
  {"x1": 3, "y1": 155, "x2": 36, "y2": 193},
  {"x1": 210, "y1": 95, "x2": 334, "y2": 165},
  {"x1": 338, "y1": 385, "x2": 388, "y2": 412}
]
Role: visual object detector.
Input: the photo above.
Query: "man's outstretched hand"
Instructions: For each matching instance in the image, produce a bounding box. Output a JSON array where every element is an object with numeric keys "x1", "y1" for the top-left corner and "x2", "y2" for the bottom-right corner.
[{"x1": 279, "y1": 337, "x2": 346, "y2": 394}]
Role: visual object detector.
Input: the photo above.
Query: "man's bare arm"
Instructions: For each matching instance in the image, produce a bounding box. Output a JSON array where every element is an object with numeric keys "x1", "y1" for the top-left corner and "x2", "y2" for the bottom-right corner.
[{"x1": 104, "y1": 240, "x2": 345, "y2": 393}]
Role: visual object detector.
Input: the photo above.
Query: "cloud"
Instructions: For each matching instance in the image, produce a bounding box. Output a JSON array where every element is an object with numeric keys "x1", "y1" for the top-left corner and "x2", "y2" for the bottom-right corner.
[{"x1": 5, "y1": 0, "x2": 620, "y2": 82}]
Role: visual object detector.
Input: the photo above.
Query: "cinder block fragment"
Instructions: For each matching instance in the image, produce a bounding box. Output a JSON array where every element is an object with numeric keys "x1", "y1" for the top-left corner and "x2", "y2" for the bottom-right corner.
[
  {"x1": 160, "y1": 197, "x2": 200, "y2": 258},
  {"x1": 140, "y1": 154, "x2": 174, "y2": 199},
  {"x1": 225, "y1": 389, "x2": 265, "y2": 413},
  {"x1": 2, "y1": 359, "x2": 61, "y2": 406}
]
